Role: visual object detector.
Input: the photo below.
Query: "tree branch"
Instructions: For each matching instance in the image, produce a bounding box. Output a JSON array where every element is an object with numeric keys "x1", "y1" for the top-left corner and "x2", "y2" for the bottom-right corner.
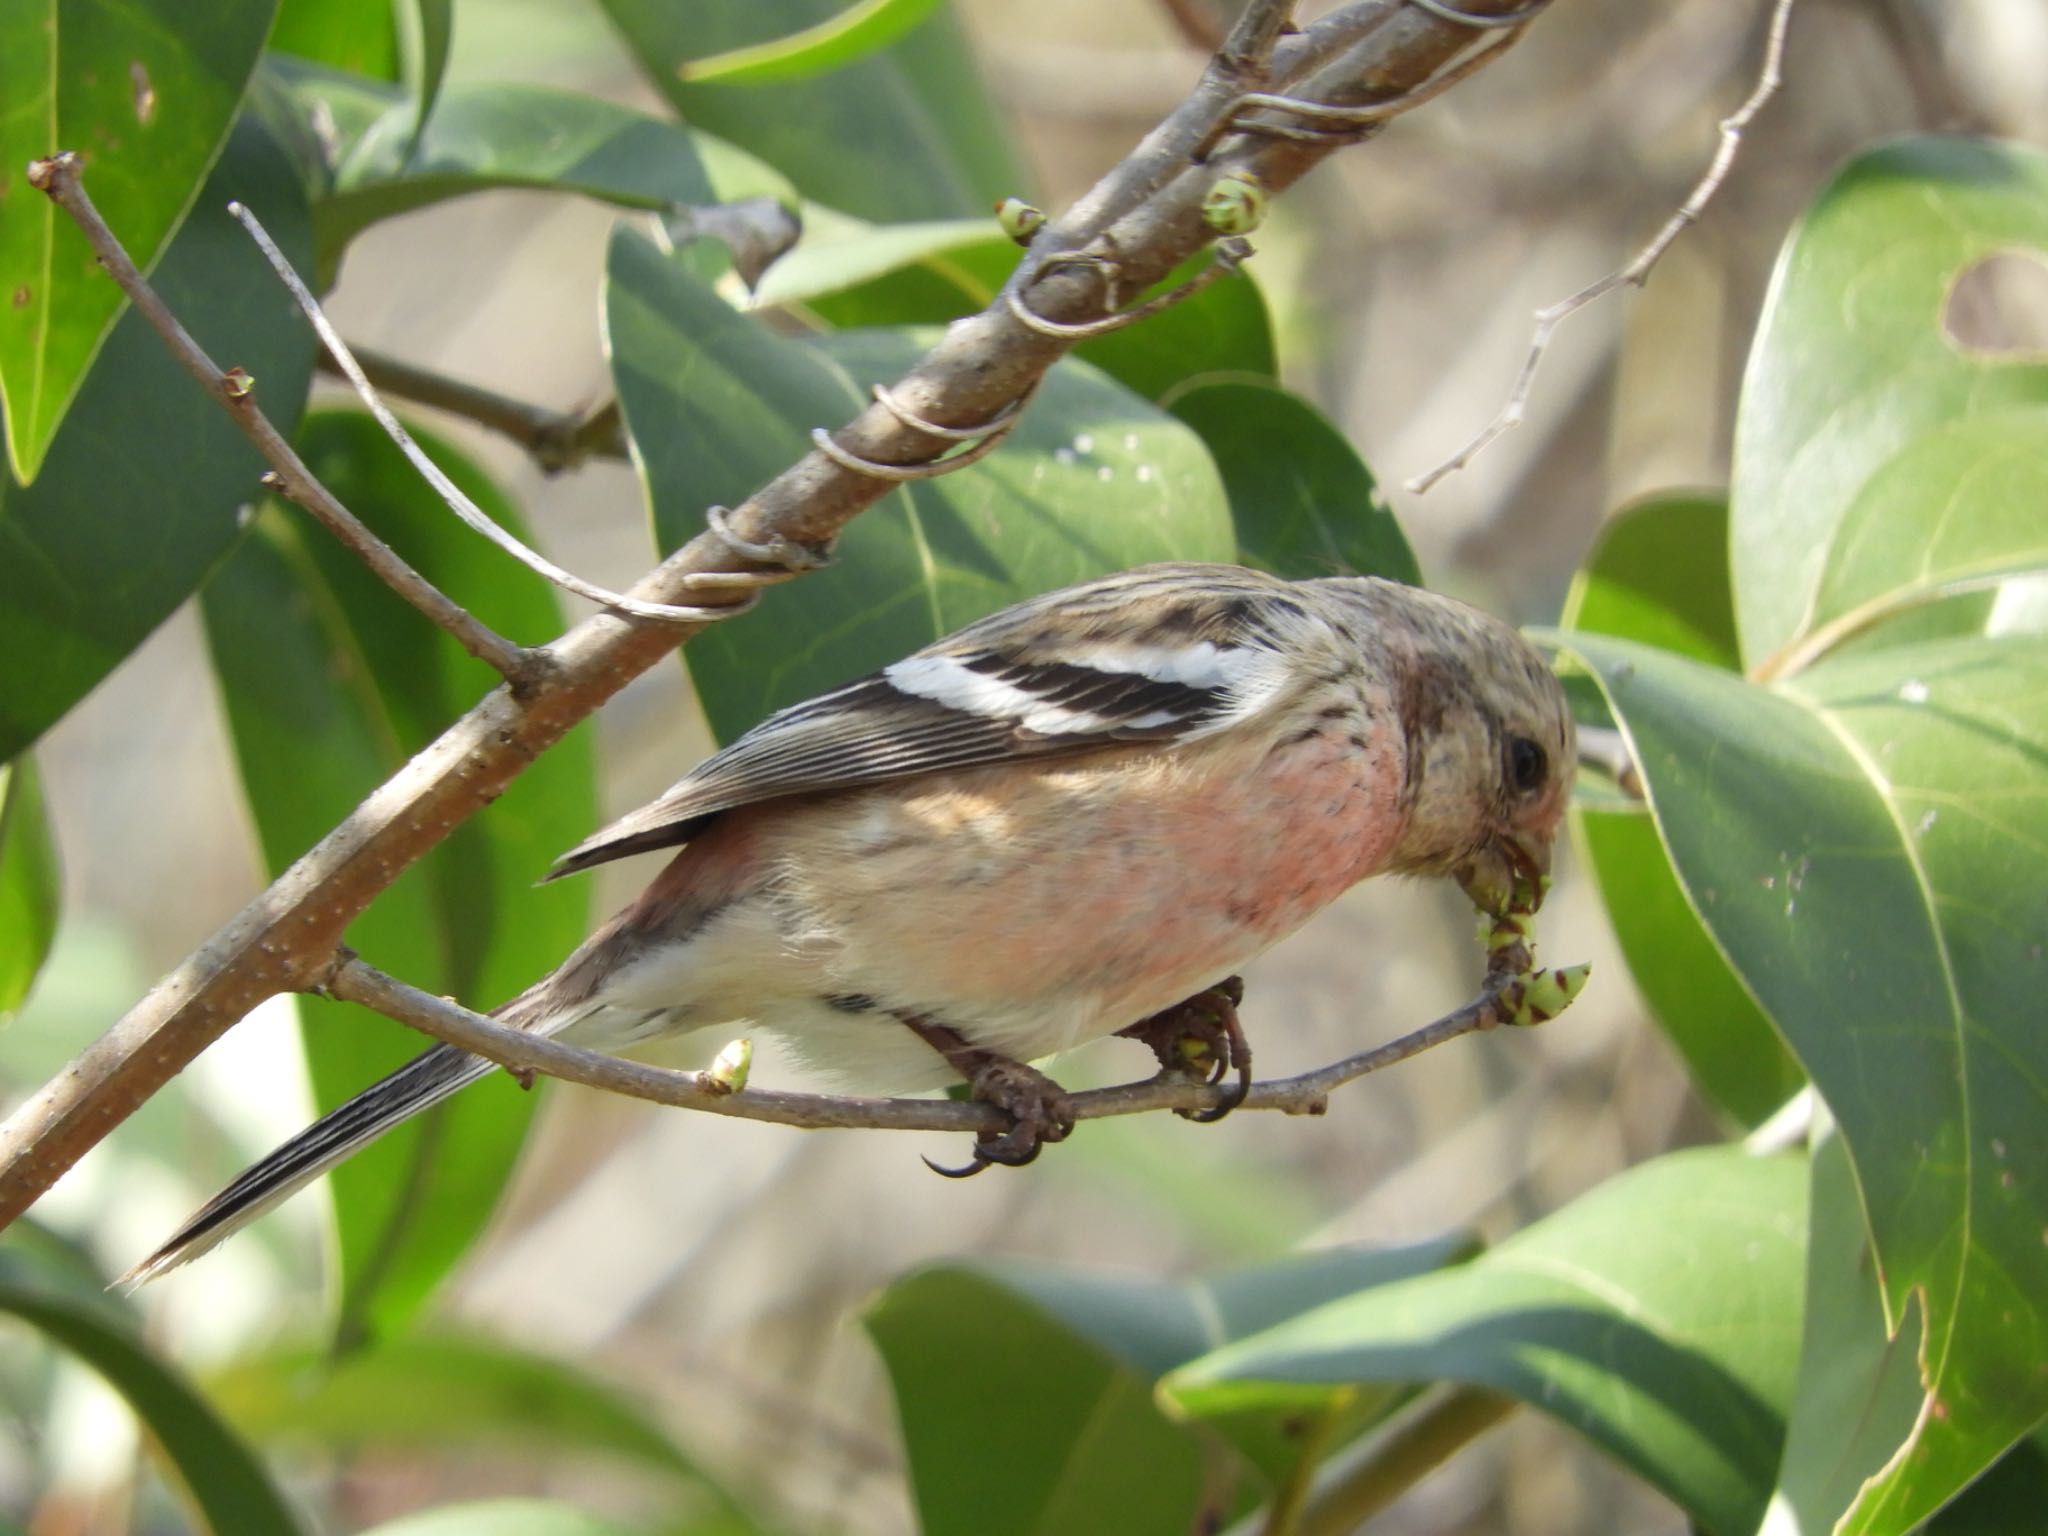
[
  {"x1": 0, "y1": 0, "x2": 1552, "y2": 1230},
  {"x1": 322, "y1": 955, "x2": 1557, "y2": 1130}
]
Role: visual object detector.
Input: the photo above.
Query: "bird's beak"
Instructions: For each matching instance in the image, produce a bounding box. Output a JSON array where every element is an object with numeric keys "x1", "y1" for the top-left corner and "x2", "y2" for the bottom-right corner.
[{"x1": 1456, "y1": 829, "x2": 1552, "y2": 919}]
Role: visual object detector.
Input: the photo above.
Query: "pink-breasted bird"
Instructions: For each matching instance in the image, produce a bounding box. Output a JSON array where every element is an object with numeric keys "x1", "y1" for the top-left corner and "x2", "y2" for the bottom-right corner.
[{"x1": 128, "y1": 563, "x2": 1574, "y2": 1283}]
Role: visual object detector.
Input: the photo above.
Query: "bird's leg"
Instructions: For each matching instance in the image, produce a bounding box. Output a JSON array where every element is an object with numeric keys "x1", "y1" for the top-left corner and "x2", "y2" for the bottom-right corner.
[
  {"x1": 1116, "y1": 976, "x2": 1253, "y2": 1123},
  {"x1": 899, "y1": 1016, "x2": 1076, "y2": 1179}
]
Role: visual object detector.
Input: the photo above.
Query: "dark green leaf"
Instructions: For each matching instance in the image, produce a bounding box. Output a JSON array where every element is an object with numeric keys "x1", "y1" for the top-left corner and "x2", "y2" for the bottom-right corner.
[
  {"x1": 0, "y1": 115, "x2": 318, "y2": 760},
  {"x1": 867, "y1": 1241, "x2": 1466, "y2": 1536},
  {"x1": 270, "y1": 0, "x2": 401, "y2": 79},
  {"x1": 1733, "y1": 138, "x2": 2048, "y2": 673},
  {"x1": 598, "y1": 0, "x2": 1022, "y2": 221},
  {"x1": 1165, "y1": 377, "x2": 1417, "y2": 586},
  {"x1": 405, "y1": 0, "x2": 453, "y2": 162},
  {"x1": 1561, "y1": 631, "x2": 2048, "y2": 1534},
  {"x1": 199, "y1": 412, "x2": 593, "y2": 1346},
  {"x1": 1561, "y1": 494, "x2": 1804, "y2": 1126},
  {"x1": 0, "y1": 0, "x2": 278, "y2": 481},
  {"x1": 680, "y1": 0, "x2": 944, "y2": 86},
  {"x1": 0, "y1": 755, "x2": 60, "y2": 1018},
  {"x1": 0, "y1": 1242, "x2": 302, "y2": 1535},
  {"x1": 211, "y1": 1330, "x2": 754, "y2": 1525},
  {"x1": 604, "y1": 228, "x2": 1235, "y2": 740},
  {"x1": 1167, "y1": 1148, "x2": 1810, "y2": 1536}
]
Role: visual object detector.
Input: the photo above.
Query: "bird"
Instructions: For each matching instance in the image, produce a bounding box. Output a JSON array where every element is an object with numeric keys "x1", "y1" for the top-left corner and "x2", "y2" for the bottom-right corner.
[{"x1": 126, "y1": 562, "x2": 1575, "y2": 1284}]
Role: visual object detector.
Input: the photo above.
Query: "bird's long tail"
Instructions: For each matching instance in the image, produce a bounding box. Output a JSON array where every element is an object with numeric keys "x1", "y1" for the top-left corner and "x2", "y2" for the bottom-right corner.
[{"x1": 117, "y1": 1042, "x2": 492, "y2": 1289}]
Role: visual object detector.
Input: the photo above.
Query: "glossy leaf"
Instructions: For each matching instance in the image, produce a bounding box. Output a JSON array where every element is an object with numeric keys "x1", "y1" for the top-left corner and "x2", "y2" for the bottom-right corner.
[
  {"x1": 604, "y1": 228, "x2": 1235, "y2": 740},
  {"x1": 680, "y1": 0, "x2": 944, "y2": 86},
  {"x1": 405, "y1": 0, "x2": 453, "y2": 160},
  {"x1": 1733, "y1": 138, "x2": 2048, "y2": 673},
  {"x1": 1562, "y1": 631, "x2": 2048, "y2": 1534},
  {"x1": 211, "y1": 1330, "x2": 755, "y2": 1523},
  {"x1": 598, "y1": 0, "x2": 1021, "y2": 221},
  {"x1": 270, "y1": 0, "x2": 401, "y2": 79},
  {"x1": 1168, "y1": 1148, "x2": 1810, "y2": 1536},
  {"x1": 0, "y1": 0, "x2": 277, "y2": 482},
  {"x1": 1562, "y1": 494, "x2": 1804, "y2": 1126},
  {"x1": 199, "y1": 413, "x2": 593, "y2": 1346},
  {"x1": 866, "y1": 1241, "x2": 1467, "y2": 1536},
  {"x1": 0, "y1": 755, "x2": 59, "y2": 1018},
  {"x1": 751, "y1": 214, "x2": 997, "y2": 313},
  {"x1": 359, "y1": 1503, "x2": 633, "y2": 1536},
  {"x1": 0, "y1": 116, "x2": 317, "y2": 760},
  {"x1": 0, "y1": 1240, "x2": 303, "y2": 1535},
  {"x1": 1165, "y1": 376, "x2": 1418, "y2": 586}
]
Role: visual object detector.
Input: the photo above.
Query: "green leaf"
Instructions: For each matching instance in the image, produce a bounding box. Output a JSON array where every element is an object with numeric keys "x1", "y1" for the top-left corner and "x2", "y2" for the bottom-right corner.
[
  {"x1": 1733, "y1": 138, "x2": 2048, "y2": 674},
  {"x1": 0, "y1": 114, "x2": 318, "y2": 761},
  {"x1": 0, "y1": 755, "x2": 59, "y2": 1018},
  {"x1": 603, "y1": 228, "x2": 1236, "y2": 739},
  {"x1": 0, "y1": 1241, "x2": 303, "y2": 1535},
  {"x1": 270, "y1": 0, "x2": 401, "y2": 79},
  {"x1": 1164, "y1": 376, "x2": 1418, "y2": 586},
  {"x1": 751, "y1": 214, "x2": 999, "y2": 313},
  {"x1": 199, "y1": 412, "x2": 593, "y2": 1346},
  {"x1": 211, "y1": 1330, "x2": 754, "y2": 1523},
  {"x1": 680, "y1": 0, "x2": 944, "y2": 86},
  {"x1": 404, "y1": 0, "x2": 453, "y2": 161},
  {"x1": 598, "y1": 0, "x2": 1022, "y2": 221},
  {"x1": 1561, "y1": 631, "x2": 2048, "y2": 1534},
  {"x1": 359, "y1": 1503, "x2": 633, "y2": 1536},
  {"x1": 0, "y1": 0, "x2": 279, "y2": 482},
  {"x1": 866, "y1": 1241, "x2": 1467, "y2": 1536},
  {"x1": 1561, "y1": 494, "x2": 1804, "y2": 1126},
  {"x1": 1167, "y1": 1148, "x2": 1810, "y2": 1536}
]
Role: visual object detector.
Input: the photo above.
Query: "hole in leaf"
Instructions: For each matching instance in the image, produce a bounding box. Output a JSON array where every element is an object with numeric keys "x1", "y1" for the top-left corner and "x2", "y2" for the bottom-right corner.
[{"x1": 1943, "y1": 250, "x2": 2048, "y2": 357}]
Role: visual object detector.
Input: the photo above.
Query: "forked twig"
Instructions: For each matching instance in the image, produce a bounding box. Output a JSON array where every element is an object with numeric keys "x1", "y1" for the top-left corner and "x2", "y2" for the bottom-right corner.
[{"x1": 1407, "y1": 0, "x2": 1798, "y2": 494}]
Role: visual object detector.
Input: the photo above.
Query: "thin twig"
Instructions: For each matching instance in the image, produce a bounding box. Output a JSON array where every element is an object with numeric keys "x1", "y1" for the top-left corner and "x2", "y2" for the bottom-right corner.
[
  {"x1": 0, "y1": 0, "x2": 1545, "y2": 1232},
  {"x1": 1406, "y1": 0, "x2": 1798, "y2": 494},
  {"x1": 1284, "y1": 1387, "x2": 1517, "y2": 1536},
  {"x1": 318, "y1": 348, "x2": 628, "y2": 473},
  {"x1": 232, "y1": 203, "x2": 757, "y2": 627},
  {"x1": 322, "y1": 955, "x2": 1541, "y2": 1130},
  {"x1": 23, "y1": 155, "x2": 534, "y2": 683}
]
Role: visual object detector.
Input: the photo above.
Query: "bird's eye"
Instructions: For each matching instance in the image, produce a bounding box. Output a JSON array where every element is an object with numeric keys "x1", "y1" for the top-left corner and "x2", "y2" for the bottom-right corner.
[{"x1": 1507, "y1": 736, "x2": 1548, "y2": 794}]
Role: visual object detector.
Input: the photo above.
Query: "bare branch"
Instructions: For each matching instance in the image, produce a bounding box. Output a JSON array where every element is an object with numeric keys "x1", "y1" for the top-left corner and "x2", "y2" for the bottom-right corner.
[
  {"x1": 0, "y1": 0, "x2": 1550, "y2": 1230},
  {"x1": 23, "y1": 154, "x2": 534, "y2": 683},
  {"x1": 323, "y1": 955, "x2": 1555, "y2": 1129},
  {"x1": 316, "y1": 348, "x2": 628, "y2": 473},
  {"x1": 1406, "y1": 0, "x2": 1798, "y2": 494}
]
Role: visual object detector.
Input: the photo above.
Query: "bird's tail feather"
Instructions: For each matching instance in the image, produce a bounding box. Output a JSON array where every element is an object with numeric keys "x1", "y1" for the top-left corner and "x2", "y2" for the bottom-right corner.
[{"x1": 119, "y1": 1041, "x2": 492, "y2": 1290}]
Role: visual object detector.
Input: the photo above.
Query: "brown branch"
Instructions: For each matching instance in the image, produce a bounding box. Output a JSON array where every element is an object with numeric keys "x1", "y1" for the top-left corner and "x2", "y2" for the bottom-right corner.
[
  {"x1": 316, "y1": 349, "x2": 628, "y2": 473},
  {"x1": 0, "y1": 0, "x2": 1552, "y2": 1230},
  {"x1": 23, "y1": 155, "x2": 534, "y2": 685},
  {"x1": 323, "y1": 956, "x2": 1548, "y2": 1129},
  {"x1": 1407, "y1": 0, "x2": 1797, "y2": 493}
]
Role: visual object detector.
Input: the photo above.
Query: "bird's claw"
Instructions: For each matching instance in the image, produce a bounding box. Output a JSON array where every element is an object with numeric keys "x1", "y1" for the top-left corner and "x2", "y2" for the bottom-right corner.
[
  {"x1": 913, "y1": 1044, "x2": 1074, "y2": 1179},
  {"x1": 1118, "y1": 976, "x2": 1254, "y2": 1123}
]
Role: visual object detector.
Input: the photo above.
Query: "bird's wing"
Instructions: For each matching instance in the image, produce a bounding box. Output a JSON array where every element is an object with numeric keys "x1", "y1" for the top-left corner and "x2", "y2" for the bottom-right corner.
[{"x1": 545, "y1": 564, "x2": 1319, "y2": 879}]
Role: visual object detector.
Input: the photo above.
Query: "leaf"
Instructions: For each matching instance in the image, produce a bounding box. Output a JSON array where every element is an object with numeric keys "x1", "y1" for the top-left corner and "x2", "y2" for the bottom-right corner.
[
  {"x1": 270, "y1": 0, "x2": 401, "y2": 79},
  {"x1": 1164, "y1": 376, "x2": 1418, "y2": 586},
  {"x1": 603, "y1": 228, "x2": 1236, "y2": 740},
  {"x1": 865, "y1": 1241, "x2": 1468, "y2": 1536},
  {"x1": 199, "y1": 412, "x2": 593, "y2": 1346},
  {"x1": 1733, "y1": 138, "x2": 2048, "y2": 673},
  {"x1": 1561, "y1": 630, "x2": 2048, "y2": 1534},
  {"x1": 359, "y1": 1503, "x2": 634, "y2": 1536},
  {"x1": 0, "y1": 1239, "x2": 303, "y2": 1535},
  {"x1": 0, "y1": 114, "x2": 318, "y2": 761},
  {"x1": 598, "y1": 0, "x2": 1022, "y2": 222},
  {"x1": 0, "y1": 0, "x2": 278, "y2": 482},
  {"x1": 0, "y1": 754, "x2": 60, "y2": 1018},
  {"x1": 750, "y1": 214, "x2": 998, "y2": 313},
  {"x1": 1167, "y1": 1148, "x2": 1810, "y2": 1536},
  {"x1": 680, "y1": 0, "x2": 945, "y2": 86},
  {"x1": 210, "y1": 1330, "x2": 754, "y2": 1523},
  {"x1": 404, "y1": 0, "x2": 453, "y2": 162},
  {"x1": 1561, "y1": 494, "x2": 1804, "y2": 1126}
]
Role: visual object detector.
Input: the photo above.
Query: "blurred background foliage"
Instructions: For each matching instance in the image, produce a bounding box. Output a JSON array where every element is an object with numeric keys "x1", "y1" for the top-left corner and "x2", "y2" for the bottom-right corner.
[{"x1": 1, "y1": 1, "x2": 2045, "y2": 1533}]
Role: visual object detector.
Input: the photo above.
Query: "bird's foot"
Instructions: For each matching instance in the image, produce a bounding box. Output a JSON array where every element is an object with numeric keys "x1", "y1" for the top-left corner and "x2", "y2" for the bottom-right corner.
[
  {"x1": 900, "y1": 1017, "x2": 1076, "y2": 1179},
  {"x1": 1117, "y1": 976, "x2": 1253, "y2": 1123}
]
